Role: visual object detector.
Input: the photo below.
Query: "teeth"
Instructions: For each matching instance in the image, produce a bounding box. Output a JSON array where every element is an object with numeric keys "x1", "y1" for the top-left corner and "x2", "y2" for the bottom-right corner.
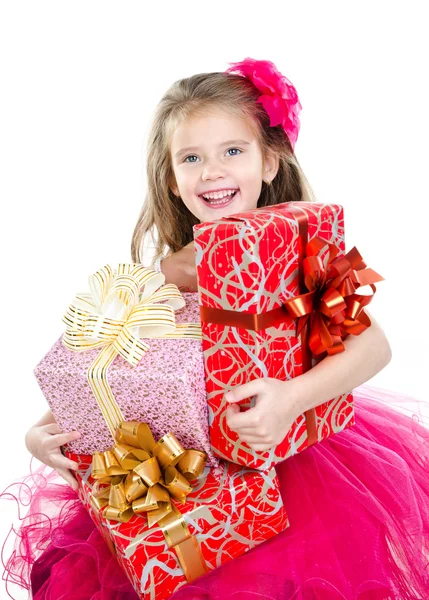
[
  {"x1": 207, "y1": 197, "x2": 231, "y2": 205},
  {"x1": 202, "y1": 189, "x2": 237, "y2": 201}
]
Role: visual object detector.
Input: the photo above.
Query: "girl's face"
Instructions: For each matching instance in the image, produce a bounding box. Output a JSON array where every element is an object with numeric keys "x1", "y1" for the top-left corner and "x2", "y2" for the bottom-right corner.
[{"x1": 169, "y1": 108, "x2": 279, "y2": 223}]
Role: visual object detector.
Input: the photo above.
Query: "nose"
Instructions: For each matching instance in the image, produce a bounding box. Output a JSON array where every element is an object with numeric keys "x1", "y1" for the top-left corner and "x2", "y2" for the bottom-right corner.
[{"x1": 201, "y1": 158, "x2": 226, "y2": 181}]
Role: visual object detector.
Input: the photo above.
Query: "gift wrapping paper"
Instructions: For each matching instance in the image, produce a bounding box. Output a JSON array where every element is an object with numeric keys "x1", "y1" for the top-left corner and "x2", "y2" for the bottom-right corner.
[
  {"x1": 194, "y1": 201, "x2": 383, "y2": 471},
  {"x1": 34, "y1": 276, "x2": 218, "y2": 466},
  {"x1": 65, "y1": 449, "x2": 289, "y2": 600}
]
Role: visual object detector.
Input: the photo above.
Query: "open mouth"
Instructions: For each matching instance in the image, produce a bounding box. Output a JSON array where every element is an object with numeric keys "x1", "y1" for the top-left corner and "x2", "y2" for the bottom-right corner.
[{"x1": 199, "y1": 190, "x2": 239, "y2": 209}]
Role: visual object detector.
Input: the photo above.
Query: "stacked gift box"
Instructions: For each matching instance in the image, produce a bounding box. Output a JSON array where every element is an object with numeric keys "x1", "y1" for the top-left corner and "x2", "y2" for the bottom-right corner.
[{"x1": 34, "y1": 202, "x2": 383, "y2": 599}]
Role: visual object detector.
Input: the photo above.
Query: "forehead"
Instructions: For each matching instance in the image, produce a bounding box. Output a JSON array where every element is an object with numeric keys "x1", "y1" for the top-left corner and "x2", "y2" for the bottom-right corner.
[{"x1": 170, "y1": 108, "x2": 257, "y2": 153}]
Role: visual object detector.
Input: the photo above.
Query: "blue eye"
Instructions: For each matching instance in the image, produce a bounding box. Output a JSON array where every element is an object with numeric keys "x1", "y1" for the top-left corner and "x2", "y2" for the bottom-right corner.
[
  {"x1": 183, "y1": 148, "x2": 242, "y2": 163},
  {"x1": 226, "y1": 148, "x2": 242, "y2": 156}
]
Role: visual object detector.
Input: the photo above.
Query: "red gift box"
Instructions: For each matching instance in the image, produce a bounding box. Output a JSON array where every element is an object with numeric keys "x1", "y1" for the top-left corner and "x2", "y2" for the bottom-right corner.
[
  {"x1": 65, "y1": 435, "x2": 289, "y2": 600},
  {"x1": 193, "y1": 201, "x2": 383, "y2": 471}
]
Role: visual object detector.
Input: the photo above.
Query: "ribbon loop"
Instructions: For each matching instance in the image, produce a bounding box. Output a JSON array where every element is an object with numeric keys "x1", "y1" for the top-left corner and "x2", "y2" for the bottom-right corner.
[{"x1": 153, "y1": 433, "x2": 187, "y2": 468}]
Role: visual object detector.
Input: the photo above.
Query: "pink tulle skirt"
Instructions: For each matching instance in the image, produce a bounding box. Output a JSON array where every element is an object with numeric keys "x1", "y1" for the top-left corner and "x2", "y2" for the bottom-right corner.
[{"x1": 2, "y1": 384, "x2": 429, "y2": 600}]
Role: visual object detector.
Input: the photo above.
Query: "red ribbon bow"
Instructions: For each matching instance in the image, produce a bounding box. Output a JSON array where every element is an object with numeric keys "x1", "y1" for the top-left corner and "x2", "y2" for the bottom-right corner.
[{"x1": 282, "y1": 237, "x2": 384, "y2": 361}]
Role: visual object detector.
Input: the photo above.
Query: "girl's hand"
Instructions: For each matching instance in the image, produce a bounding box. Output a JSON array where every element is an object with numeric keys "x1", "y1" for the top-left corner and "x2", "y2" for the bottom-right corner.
[
  {"x1": 225, "y1": 378, "x2": 303, "y2": 452},
  {"x1": 161, "y1": 241, "x2": 198, "y2": 291},
  {"x1": 25, "y1": 422, "x2": 81, "y2": 490}
]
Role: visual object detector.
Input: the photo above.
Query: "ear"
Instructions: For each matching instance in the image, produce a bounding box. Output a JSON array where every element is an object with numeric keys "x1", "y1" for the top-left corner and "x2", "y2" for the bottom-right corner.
[
  {"x1": 263, "y1": 150, "x2": 280, "y2": 183},
  {"x1": 169, "y1": 177, "x2": 179, "y2": 197}
]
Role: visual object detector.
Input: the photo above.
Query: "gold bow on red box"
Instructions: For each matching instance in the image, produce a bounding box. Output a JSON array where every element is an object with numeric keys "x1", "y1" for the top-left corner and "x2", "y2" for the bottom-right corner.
[{"x1": 89, "y1": 420, "x2": 209, "y2": 583}]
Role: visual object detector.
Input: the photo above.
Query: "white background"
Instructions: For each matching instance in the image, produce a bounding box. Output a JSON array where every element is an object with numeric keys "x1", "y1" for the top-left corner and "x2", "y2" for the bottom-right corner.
[{"x1": 1, "y1": 2, "x2": 428, "y2": 597}]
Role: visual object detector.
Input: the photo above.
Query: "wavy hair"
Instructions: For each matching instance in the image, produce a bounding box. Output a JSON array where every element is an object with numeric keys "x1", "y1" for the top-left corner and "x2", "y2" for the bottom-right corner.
[{"x1": 131, "y1": 71, "x2": 316, "y2": 263}]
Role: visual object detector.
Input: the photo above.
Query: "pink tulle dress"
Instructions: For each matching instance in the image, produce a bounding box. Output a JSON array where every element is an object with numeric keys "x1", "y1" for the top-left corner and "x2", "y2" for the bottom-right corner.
[
  {"x1": 2, "y1": 360, "x2": 429, "y2": 598},
  {"x1": 2, "y1": 385, "x2": 429, "y2": 599}
]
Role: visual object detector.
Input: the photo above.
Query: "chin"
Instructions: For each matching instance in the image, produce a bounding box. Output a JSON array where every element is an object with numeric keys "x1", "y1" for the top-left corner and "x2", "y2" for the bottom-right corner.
[{"x1": 199, "y1": 207, "x2": 235, "y2": 222}]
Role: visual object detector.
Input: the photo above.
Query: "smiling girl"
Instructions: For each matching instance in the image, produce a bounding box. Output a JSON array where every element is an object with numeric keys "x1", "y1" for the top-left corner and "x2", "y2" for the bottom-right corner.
[{"x1": 3, "y1": 58, "x2": 429, "y2": 600}]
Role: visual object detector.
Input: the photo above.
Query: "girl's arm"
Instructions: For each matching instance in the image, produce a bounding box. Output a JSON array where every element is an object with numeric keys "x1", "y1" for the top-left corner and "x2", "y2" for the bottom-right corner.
[
  {"x1": 158, "y1": 242, "x2": 198, "y2": 291},
  {"x1": 296, "y1": 308, "x2": 392, "y2": 412}
]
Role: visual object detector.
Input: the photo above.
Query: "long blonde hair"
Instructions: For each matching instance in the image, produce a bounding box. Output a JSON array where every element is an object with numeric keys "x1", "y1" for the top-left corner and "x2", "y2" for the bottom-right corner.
[{"x1": 131, "y1": 71, "x2": 316, "y2": 263}]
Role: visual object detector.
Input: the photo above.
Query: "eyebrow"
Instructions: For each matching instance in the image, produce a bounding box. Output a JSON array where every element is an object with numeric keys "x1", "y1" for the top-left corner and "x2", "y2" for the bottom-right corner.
[{"x1": 174, "y1": 139, "x2": 251, "y2": 159}]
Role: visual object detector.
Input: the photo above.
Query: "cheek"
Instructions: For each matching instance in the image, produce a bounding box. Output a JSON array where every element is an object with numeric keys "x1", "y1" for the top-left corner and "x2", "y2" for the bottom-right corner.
[
  {"x1": 179, "y1": 173, "x2": 199, "y2": 195},
  {"x1": 239, "y1": 162, "x2": 262, "y2": 185}
]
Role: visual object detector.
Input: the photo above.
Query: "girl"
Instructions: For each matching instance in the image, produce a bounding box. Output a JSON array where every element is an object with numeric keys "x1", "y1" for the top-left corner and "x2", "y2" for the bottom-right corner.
[{"x1": 3, "y1": 58, "x2": 429, "y2": 600}]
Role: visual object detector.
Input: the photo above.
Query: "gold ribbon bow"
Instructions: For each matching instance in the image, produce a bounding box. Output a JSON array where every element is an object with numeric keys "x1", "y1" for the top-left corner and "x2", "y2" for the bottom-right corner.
[
  {"x1": 282, "y1": 237, "x2": 385, "y2": 360},
  {"x1": 90, "y1": 420, "x2": 208, "y2": 582},
  {"x1": 62, "y1": 264, "x2": 202, "y2": 437}
]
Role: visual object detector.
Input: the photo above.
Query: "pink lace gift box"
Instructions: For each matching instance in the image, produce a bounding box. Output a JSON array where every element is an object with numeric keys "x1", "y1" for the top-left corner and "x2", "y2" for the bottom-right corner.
[{"x1": 34, "y1": 287, "x2": 219, "y2": 467}]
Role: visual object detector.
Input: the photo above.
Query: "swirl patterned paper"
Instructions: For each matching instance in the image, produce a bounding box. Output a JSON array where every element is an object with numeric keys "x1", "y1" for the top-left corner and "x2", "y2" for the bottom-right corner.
[
  {"x1": 67, "y1": 452, "x2": 289, "y2": 600},
  {"x1": 193, "y1": 201, "x2": 355, "y2": 471}
]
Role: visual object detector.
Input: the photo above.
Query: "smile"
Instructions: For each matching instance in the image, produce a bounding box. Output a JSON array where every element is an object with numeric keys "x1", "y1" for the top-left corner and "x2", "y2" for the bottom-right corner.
[{"x1": 199, "y1": 190, "x2": 239, "y2": 208}]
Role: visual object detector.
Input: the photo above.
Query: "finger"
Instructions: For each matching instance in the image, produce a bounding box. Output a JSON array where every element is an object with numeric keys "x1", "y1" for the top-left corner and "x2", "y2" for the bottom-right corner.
[
  {"x1": 42, "y1": 422, "x2": 62, "y2": 435},
  {"x1": 226, "y1": 406, "x2": 261, "y2": 431},
  {"x1": 52, "y1": 454, "x2": 80, "y2": 472},
  {"x1": 238, "y1": 433, "x2": 267, "y2": 444},
  {"x1": 56, "y1": 468, "x2": 79, "y2": 491},
  {"x1": 226, "y1": 404, "x2": 240, "y2": 418},
  {"x1": 224, "y1": 379, "x2": 267, "y2": 404},
  {"x1": 48, "y1": 431, "x2": 81, "y2": 448},
  {"x1": 248, "y1": 442, "x2": 274, "y2": 452},
  {"x1": 234, "y1": 427, "x2": 266, "y2": 437}
]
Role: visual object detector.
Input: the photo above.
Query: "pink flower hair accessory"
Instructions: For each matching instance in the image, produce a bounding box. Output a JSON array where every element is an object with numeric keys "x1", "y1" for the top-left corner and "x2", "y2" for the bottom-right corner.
[{"x1": 225, "y1": 57, "x2": 302, "y2": 149}]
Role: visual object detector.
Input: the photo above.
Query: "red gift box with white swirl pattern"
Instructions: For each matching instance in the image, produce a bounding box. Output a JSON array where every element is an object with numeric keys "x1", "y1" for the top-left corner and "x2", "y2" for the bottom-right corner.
[
  {"x1": 193, "y1": 201, "x2": 383, "y2": 471},
  {"x1": 66, "y1": 451, "x2": 289, "y2": 600}
]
